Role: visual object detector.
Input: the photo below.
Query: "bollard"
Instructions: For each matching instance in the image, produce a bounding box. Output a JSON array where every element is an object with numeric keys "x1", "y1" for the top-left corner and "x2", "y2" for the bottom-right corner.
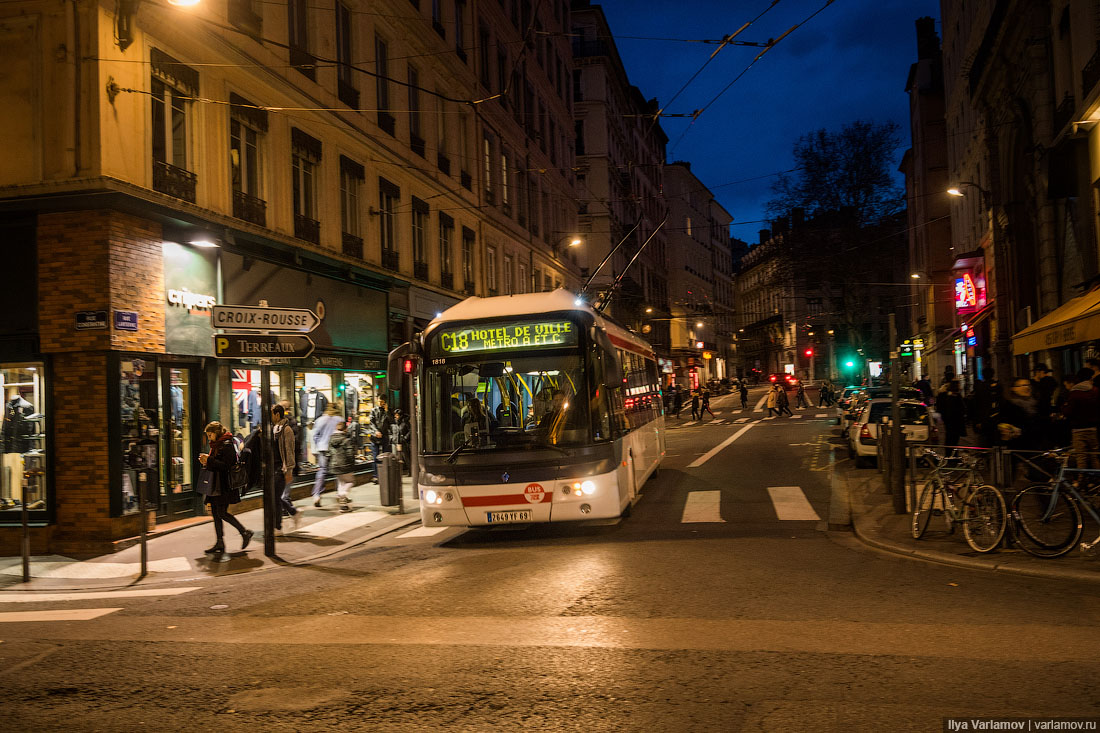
[{"x1": 379, "y1": 453, "x2": 401, "y2": 506}]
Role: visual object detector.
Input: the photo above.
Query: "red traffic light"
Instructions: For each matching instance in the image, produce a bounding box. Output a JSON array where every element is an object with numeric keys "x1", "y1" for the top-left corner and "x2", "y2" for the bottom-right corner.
[
  {"x1": 804, "y1": 348, "x2": 814, "y2": 357},
  {"x1": 403, "y1": 358, "x2": 415, "y2": 373}
]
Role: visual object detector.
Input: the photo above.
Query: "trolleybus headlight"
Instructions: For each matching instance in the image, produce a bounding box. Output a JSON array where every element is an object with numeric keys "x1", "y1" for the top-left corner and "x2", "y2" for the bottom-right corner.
[
  {"x1": 580, "y1": 480, "x2": 596, "y2": 495},
  {"x1": 424, "y1": 489, "x2": 443, "y2": 505}
]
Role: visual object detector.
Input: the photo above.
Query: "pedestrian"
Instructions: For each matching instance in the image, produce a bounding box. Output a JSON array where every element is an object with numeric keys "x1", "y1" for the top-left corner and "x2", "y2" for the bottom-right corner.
[
  {"x1": 310, "y1": 404, "x2": 343, "y2": 507},
  {"x1": 690, "y1": 390, "x2": 700, "y2": 420},
  {"x1": 777, "y1": 384, "x2": 793, "y2": 417},
  {"x1": 1031, "y1": 363, "x2": 1059, "y2": 420},
  {"x1": 326, "y1": 420, "x2": 356, "y2": 512},
  {"x1": 739, "y1": 382, "x2": 749, "y2": 410},
  {"x1": 1062, "y1": 367, "x2": 1100, "y2": 470},
  {"x1": 1087, "y1": 358, "x2": 1100, "y2": 388},
  {"x1": 765, "y1": 384, "x2": 779, "y2": 417},
  {"x1": 391, "y1": 408, "x2": 411, "y2": 473},
  {"x1": 197, "y1": 421, "x2": 253, "y2": 558},
  {"x1": 271, "y1": 404, "x2": 299, "y2": 532},
  {"x1": 278, "y1": 399, "x2": 303, "y2": 476},
  {"x1": 673, "y1": 386, "x2": 684, "y2": 418},
  {"x1": 914, "y1": 376, "x2": 933, "y2": 405},
  {"x1": 936, "y1": 380, "x2": 967, "y2": 455},
  {"x1": 701, "y1": 389, "x2": 715, "y2": 418},
  {"x1": 369, "y1": 394, "x2": 393, "y2": 482},
  {"x1": 795, "y1": 380, "x2": 808, "y2": 409}
]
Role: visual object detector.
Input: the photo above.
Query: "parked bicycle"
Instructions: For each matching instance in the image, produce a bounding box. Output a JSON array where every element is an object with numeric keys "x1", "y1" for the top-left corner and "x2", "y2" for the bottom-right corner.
[
  {"x1": 1012, "y1": 448, "x2": 1100, "y2": 558},
  {"x1": 912, "y1": 448, "x2": 1007, "y2": 553}
]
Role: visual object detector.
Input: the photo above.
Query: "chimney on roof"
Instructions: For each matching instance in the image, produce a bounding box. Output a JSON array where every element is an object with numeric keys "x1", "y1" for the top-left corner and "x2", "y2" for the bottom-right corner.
[{"x1": 916, "y1": 17, "x2": 940, "y2": 60}]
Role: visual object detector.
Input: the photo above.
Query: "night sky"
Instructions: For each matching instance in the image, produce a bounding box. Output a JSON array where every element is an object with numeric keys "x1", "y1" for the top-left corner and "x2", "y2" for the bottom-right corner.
[{"x1": 596, "y1": 0, "x2": 942, "y2": 238}]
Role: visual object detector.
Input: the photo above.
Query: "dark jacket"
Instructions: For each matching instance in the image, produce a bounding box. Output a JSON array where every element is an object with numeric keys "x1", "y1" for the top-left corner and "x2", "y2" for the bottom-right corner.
[
  {"x1": 997, "y1": 395, "x2": 1042, "y2": 450},
  {"x1": 201, "y1": 435, "x2": 240, "y2": 504},
  {"x1": 390, "y1": 416, "x2": 411, "y2": 446},
  {"x1": 369, "y1": 405, "x2": 393, "y2": 443},
  {"x1": 1062, "y1": 382, "x2": 1100, "y2": 430},
  {"x1": 327, "y1": 430, "x2": 357, "y2": 475},
  {"x1": 937, "y1": 391, "x2": 967, "y2": 432}
]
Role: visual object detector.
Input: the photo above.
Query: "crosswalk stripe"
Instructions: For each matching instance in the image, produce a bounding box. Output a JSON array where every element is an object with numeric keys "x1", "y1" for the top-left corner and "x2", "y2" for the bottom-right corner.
[
  {"x1": 735, "y1": 417, "x2": 750, "y2": 423},
  {"x1": 767, "y1": 486, "x2": 821, "y2": 521},
  {"x1": 753, "y1": 394, "x2": 768, "y2": 412},
  {"x1": 0, "y1": 588, "x2": 202, "y2": 603},
  {"x1": 681, "y1": 490, "x2": 725, "y2": 523},
  {"x1": 288, "y1": 510, "x2": 390, "y2": 539},
  {"x1": 688, "y1": 423, "x2": 756, "y2": 467},
  {"x1": 0, "y1": 608, "x2": 122, "y2": 622},
  {"x1": 790, "y1": 414, "x2": 802, "y2": 419},
  {"x1": 816, "y1": 413, "x2": 828, "y2": 418},
  {"x1": 681, "y1": 421, "x2": 698, "y2": 427},
  {"x1": 397, "y1": 526, "x2": 449, "y2": 539},
  {"x1": 0, "y1": 557, "x2": 191, "y2": 579}
]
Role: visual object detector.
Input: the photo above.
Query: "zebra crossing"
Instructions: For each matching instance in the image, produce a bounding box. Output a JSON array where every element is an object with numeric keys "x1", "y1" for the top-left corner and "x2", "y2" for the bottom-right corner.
[
  {"x1": 680, "y1": 486, "x2": 820, "y2": 523},
  {"x1": 0, "y1": 586, "x2": 202, "y2": 623}
]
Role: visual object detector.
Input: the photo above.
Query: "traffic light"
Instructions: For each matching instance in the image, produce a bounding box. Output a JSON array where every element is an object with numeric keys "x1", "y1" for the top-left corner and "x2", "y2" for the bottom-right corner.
[
  {"x1": 403, "y1": 358, "x2": 415, "y2": 373},
  {"x1": 845, "y1": 360, "x2": 855, "y2": 368},
  {"x1": 804, "y1": 348, "x2": 814, "y2": 357}
]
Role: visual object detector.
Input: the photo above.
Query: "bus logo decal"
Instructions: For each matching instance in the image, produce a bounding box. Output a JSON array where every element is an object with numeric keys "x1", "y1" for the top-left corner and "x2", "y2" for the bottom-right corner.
[{"x1": 524, "y1": 483, "x2": 547, "y2": 503}]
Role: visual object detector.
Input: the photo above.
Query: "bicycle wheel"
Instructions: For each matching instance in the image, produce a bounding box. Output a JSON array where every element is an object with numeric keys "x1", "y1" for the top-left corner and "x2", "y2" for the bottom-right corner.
[
  {"x1": 1012, "y1": 485, "x2": 1082, "y2": 553},
  {"x1": 962, "y1": 484, "x2": 1007, "y2": 553},
  {"x1": 912, "y1": 478, "x2": 939, "y2": 539}
]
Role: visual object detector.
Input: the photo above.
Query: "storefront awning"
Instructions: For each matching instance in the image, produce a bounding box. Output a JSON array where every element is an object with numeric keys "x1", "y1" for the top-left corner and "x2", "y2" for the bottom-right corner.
[{"x1": 1012, "y1": 286, "x2": 1100, "y2": 355}]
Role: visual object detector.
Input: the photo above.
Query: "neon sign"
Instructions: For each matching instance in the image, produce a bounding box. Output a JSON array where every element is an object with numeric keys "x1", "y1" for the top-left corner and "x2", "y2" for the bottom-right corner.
[
  {"x1": 436, "y1": 320, "x2": 577, "y2": 354},
  {"x1": 954, "y1": 270, "x2": 987, "y2": 314}
]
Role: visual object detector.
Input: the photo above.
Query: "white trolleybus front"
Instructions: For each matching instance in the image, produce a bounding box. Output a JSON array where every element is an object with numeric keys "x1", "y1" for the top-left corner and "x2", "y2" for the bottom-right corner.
[{"x1": 405, "y1": 290, "x2": 664, "y2": 528}]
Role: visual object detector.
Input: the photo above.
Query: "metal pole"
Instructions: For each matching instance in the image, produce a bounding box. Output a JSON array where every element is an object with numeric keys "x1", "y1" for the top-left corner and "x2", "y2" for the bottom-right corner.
[
  {"x1": 888, "y1": 313, "x2": 907, "y2": 513},
  {"x1": 407, "y1": 366, "x2": 419, "y2": 514},
  {"x1": 137, "y1": 468, "x2": 147, "y2": 578},
  {"x1": 20, "y1": 486, "x2": 29, "y2": 583},
  {"x1": 260, "y1": 367, "x2": 276, "y2": 557}
]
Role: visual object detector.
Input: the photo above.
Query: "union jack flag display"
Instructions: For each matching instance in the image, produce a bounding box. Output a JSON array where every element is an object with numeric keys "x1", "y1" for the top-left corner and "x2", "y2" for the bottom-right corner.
[{"x1": 232, "y1": 369, "x2": 259, "y2": 411}]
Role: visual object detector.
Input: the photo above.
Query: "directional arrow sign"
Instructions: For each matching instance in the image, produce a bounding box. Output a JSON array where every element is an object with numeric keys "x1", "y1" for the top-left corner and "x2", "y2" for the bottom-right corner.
[
  {"x1": 211, "y1": 305, "x2": 320, "y2": 333},
  {"x1": 213, "y1": 334, "x2": 315, "y2": 359}
]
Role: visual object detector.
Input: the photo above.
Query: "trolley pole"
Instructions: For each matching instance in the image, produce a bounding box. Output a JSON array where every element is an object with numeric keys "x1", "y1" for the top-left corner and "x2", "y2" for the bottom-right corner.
[{"x1": 888, "y1": 313, "x2": 907, "y2": 513}]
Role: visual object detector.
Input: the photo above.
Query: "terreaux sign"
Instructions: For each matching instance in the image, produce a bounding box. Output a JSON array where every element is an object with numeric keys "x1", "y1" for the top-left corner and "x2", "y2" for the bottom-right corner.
[{"x1": 436, "y1": 320, "x2": 577, "y2": 354}]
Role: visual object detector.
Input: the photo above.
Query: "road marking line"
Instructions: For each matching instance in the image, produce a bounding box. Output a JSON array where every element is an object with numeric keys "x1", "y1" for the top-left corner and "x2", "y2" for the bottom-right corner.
[
  {"x1": 767, "y1": 486, "x2": 821, "y2": 521},
  {"x1": 687, "y1": 423, "x2": 756, "y2": 467},
  {"x1": 735, "y1": 417, "x2": 750, "y2": 423},
  {"x1": 0, "y1": 588, "x2": 202, "y2": 603},
  {"x1": 790, "y1": 414, "x2": 802, "y2": 419},
  {"x1": 0, "y1": 608, "x2": 122, "y2": 623},
  {"x1": 0, "y1": 557, "x2": 191, "y2": 579},
  {"x1": 681, "y1": 421, "x2": 698, "y2": 427},
  {"x1": 396, "y1": 526, "x2": 449, "y2": 539},
  {"x1": 288, "y1": 510, "x2": 390, "y2": 539},
  {"x1": 753, "y1": 393, "x2": 768, "y2": 412},
  {"x1": 681, "y1": 490, "x2": 725, "y2": 523},
  {"x1": 816, "y1": 413, "x2": 828, "y2": 418}
]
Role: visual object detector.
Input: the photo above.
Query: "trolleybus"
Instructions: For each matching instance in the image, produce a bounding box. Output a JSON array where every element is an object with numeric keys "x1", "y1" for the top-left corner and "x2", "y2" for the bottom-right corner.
[{"x1": 391, "y1": 289, "x2": 665, "y2": 527}]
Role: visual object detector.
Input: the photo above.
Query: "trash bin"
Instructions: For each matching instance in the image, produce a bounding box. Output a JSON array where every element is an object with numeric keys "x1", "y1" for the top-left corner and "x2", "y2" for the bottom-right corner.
[{"x1": 379, "y1": 452, "x2": 402, "y2": 506}]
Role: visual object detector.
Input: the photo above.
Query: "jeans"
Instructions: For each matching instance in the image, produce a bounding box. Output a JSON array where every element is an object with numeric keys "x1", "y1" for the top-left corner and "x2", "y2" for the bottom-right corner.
[
  {"x1": 312, "y1": 450, "x2": 329, "y2": 498},
  {"x1": 336, "y1": 474, "x2": 354, "y2": 499},
  {"x1": 371, "y1": 438, "x2": 390, "y2": 481},
  {"x1": 273, "y1": 468, "x2": 297, "y2": 529},
  {"x1": 1071, "y1": 428, "x2": 1099, "y2": 470},
  {"x1": 209, "y1": 493, "x2": 246, "y2": 541}
]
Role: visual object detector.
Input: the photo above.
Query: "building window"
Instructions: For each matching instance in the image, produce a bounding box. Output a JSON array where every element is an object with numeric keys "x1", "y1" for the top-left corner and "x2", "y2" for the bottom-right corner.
[
  {"x1": 436, "y1": 93, "x2": 450, "y2": 173},
  {"x1": 151, "y1": 49, "x2": 197, "y2": 202},
  {"x1": 454, "y1": 0, "x2": 467, "y2": 60},
  {"x1": 230, "y1": 93, "x2": 267, "y2": 226},
  {"x1": 516, "y1": 170, "x2": 528, "y2": 226},
  {"x1": 288, "y1": 0, "x2": 314, "y2": 79},
  {"x1": 517, "y1": 262, "x2": 528, "y2": 293},
  {"x1": 439, "y1": 212, "x2": 455, "y2": 288},
  {"x1": 500, "y1": 148, "x2": 510, "y2": 211},
  {"x1": 379, "y1": 177, "x2": 400, "y2": 271},
  {"x1": 408, "y1": 66, "x2": 424, "y2": 157},
  {"x1": 339, "y1": 157, "x2": 364, "y2": 259},
  {"x1": 228, "y1": 0, "x2": 262, "y2": 36},
  {"x1": 483, "y1": 133, "x2": 494, "y2": 203},
  {"x1": 458, "y1": 112, "x2": 471, "y2": 185},
  {"x1": 462, "y1": 227, "x2": 475, "y2": 293},
  {"x1": 685, "y1": 216, "x2": 692, "y2": 236},
  {"x1": 503, "y1": 254, "x2": 514, "y2": 294},
  {"x1": 432, "y1": 0, "x2": 445, "y2": 36},
  {"x1": 412, "y1": 197, "x2": 429, "y2": 279},
  {"x1": 376, "y1": 35, "x2": 394, "y2": 135},
  {"x1": 1, "y1": 363, "x2": 49, "y2": 519},
  {"x1": 479, "y1": 25, "x2": 491, "y2": 88},
  {"x1": 543, "y1": 271, "x2": 552, "y2": 292},
  {"x1": 335, "y1": 2, "x2": 358, "y2": 107},
  {"x1": 291, "y1": 128, "x2": 321, "y2": 244},
  {"x1": 497, "y1": 46, "x2": 509, "y2": 99},
  {"x1": 486, "y1": 245, "x2": 498, "y2": 294}
]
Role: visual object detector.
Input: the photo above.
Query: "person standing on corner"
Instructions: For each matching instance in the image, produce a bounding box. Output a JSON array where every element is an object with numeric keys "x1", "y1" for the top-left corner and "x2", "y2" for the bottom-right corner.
[
  {"x1": 739, "y1": 381, "x2": 749, "y2": 410},
  {"x1": 271, "y1": 404, "x2": 299, "y2": 532},
  {"x1": 369, "y1": 394, "x2": 393, "y2": 484},
  {"x1": 326, "y1": 420, "x2": 356, "y2": 512},
  {"x1": 391, "y1": 408, "x2": 412, "y2": 474},
  {"x1": 197, "y1": 421, "x2": 252, "y2": 558},
  {"x1": 937, "y1": 380, "x2": 967, "y2": 455},
  {"x1": 309, "y1": 404, "x2": 342, "y2": 507},
  {"x1": 672, "y1": 385, "x2": 684, "y2": 418}
]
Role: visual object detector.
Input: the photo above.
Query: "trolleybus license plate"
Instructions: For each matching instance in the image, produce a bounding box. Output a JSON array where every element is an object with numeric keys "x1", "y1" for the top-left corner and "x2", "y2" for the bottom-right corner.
[{"x1": 487, "y1": 510, "x2": 531, "y2": 523}]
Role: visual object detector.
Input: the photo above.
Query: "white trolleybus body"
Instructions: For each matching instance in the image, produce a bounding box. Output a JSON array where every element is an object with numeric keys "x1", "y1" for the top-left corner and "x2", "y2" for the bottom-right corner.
[{"x1": 410, "y1": 290, "x2": 664, "y2": 527}]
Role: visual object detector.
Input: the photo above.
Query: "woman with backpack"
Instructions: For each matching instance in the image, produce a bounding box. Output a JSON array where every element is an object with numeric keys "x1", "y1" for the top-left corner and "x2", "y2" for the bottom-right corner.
[{"x1": 197, "y1": 421, "x2": 253, "y2": 558}]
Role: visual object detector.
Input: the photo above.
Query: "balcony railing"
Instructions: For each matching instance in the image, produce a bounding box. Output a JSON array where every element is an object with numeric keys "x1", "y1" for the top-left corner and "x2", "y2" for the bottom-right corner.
[
  {"x1": 232, "y1": 190, "x2": 266, "y2": 227},
  {"x1": 440, "y1": 271, "x2": 454, "y2": 290},
  {"x1": 382, "y1": 248, "x2": 400, "y2": 271},
  {"x1": 1054, "y1": 93, "x2": 1076, "y2": 134},
  {"x1": 572, "y1": 40, "x2": 611, "y2": 59},
  {"x1": 342, "y1": 232, "x2": 363, "y2": 259},
  {"x1": 460, "y1": 171, "x2": 472, "y2": 190},
  {"x1": 338, "y1": 79, "x2": 359, "y2": 109},
  {"x1": 378, "y1": 111, "x2": 395, "y2": 137},
  {"x1": 294, "y1": 214, "x2": 320, "y2": 244},
  {"x1": 1084, "y1": 46, "x2": 1100, "y2": 98},
  {"x1": 153, "y1": 160, "x2": 196, "y2": 203},
  {"x1": 414, "y1": 261, "x2": 429, "y2": 280},
  {"x1": 464, "y1": 279, "x2": 475, "y2": 295},
  {"x1": 290, "y1": 46, "x2": 316, "y2": 81},
  {"x1": 411, "y1": 134, "x2": 426, "y2": 158},
  {"x1": 437, "y1": 153, "x2": 451, "y2": 175}
]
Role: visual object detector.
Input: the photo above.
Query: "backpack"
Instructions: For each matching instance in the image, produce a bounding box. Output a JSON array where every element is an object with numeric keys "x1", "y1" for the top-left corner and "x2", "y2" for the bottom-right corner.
[{"x1": 228, "y1": 446, "x2": 251, "y2": 494}]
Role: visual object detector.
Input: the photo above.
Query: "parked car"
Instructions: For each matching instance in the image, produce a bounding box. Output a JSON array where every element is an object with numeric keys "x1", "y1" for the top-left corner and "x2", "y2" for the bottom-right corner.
[
  {"x1": 846, "y1": 398, "x2": 934, "y2": 468},
  {"x1": 842, "y1": 386, "x2": 923, "y2": 429},
  {"x1": 835, "y1": 386, "x2": 864, "y2": 425}
]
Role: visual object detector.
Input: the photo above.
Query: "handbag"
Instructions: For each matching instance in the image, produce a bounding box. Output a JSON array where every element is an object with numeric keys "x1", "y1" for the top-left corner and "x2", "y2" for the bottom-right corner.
[{"x1": 196, "y1": 468, "x2": 216, "y2": 496}]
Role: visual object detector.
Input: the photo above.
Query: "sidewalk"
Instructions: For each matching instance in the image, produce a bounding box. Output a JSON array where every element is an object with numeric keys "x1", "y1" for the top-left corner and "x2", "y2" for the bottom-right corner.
[
  {"x1": 0, "y1": 477, "x2": 423, "y2": 592},
  {"x1": 845, "y1": 469, "x2": 1100, "y2": 584}
]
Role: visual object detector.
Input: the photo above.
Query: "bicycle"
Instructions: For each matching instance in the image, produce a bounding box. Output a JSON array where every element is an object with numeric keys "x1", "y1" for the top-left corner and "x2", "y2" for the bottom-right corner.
[
  {"x1": 912, "y1": 448, "x2": 1007, "y2": 553},
  {"x1": 1012, "y1": 448, "x2": 1100, "y2": 558}
]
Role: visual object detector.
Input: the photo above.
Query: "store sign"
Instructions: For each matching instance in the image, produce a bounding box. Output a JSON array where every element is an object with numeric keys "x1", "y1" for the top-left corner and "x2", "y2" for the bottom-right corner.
[
  {"x1": 166, "y1": 288, "x2": 216, "y2": 311},
  {"x1": 164, "y1": 241, "x2": 217, "y2": 356},
  {"x1": 212, "y1": 304, "x2": 320, "y2": 333},
  {"x1": 436, "y1": 320, "x2": 577, "y2": 354},
  {"x1": 658, "y1": 357, "x2": 674, "y2": 374},
  {"x1": 213, "y1": 334, "x2": 316, "y2": 359},
  {"x1": 75, "y1": 310, "x2": 108, "y2": 331},
  {"x1": 967, "y1": 328, "x2": 977, "y2": 347},
  {"x1": 954, "y1": 271, "x2": 987, "y2": 314}
]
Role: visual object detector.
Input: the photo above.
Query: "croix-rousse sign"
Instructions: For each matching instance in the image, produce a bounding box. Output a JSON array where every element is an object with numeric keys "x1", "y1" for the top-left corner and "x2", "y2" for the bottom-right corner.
[
  {"x1": 213, "y1": 334, "x2": 316, "y2": 359},
  {"x1": 211, "y1": 305, "x2": 320, "y2": 333}
]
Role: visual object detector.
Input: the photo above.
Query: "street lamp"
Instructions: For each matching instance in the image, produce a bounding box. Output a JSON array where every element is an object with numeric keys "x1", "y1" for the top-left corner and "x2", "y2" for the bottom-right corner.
[{"x1": 947, "y1": 181, "x2": 992, "y2": 206}]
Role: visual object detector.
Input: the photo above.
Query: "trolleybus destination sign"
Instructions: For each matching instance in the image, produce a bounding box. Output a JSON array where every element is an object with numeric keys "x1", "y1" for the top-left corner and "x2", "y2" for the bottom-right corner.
[{"x1": 436, "y1": 319, "x2": 577, "y2": 354}]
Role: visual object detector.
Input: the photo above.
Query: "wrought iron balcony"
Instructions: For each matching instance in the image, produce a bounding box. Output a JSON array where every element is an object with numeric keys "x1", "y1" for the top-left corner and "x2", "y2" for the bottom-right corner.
[
  {"x1": 338, "y1": 79, "x2": 359, "y2": 109},
  {"x1": 1084, "y1": 46, "x2": 1100, "y2": 98},
  {"x1": 153, "y1": 160, "x2": 196, "y2": 203},
  {"x1": 232, "y1": 190, "x2": 266, "y2": 227},
  {"x1": 414, "y1": 261, "x2": 429, "y2": 280},
  {"x1": 294, "y1": 214, "x2": 320, "y2": 244},
  {"x1": 382, "y1": 248, "x2": 400, "y2": 271},
  {"x1": 440, "y1": 271, "x2": 453, "y2": 290},
  {"x1": 411, "y1": 134, "x2": 426, "y2": 159},
  {"x1": 464, "y1": 281, "x2": 476, "y2": 296},
  {"x1": 342, "y1": 232, "x2": 363, "y2": 259},
  {"x1": 437, "y1": 153, "x2": 451, "y2": 175}
]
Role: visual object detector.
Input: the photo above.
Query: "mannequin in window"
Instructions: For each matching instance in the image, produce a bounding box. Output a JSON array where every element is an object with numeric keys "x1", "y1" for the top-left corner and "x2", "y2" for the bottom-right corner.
[
  {"x1": 2, "y1": 395, "x2": 34, "y2": 454},
  {"x1": 299, "y1": 386, "x2": 329, "y2": 422}
]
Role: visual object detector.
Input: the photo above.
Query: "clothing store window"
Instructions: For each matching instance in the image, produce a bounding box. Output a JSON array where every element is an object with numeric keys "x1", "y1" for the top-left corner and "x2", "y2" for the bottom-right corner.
[
  {"x1": 295, "y1": 372, "x2": 334, "y2": 468},
  {"x1": 119, "y1": 357, "x2": 160, "y2": 515},
  {"x1": 342, "y1": 373, "x2": 381, "y2": 465},
  {"x1": 228, "y1": 368, "x2": 281, "y2": 439},
  {"x1": 0, "y1": 364, "x2": 47, "y2": 514}
]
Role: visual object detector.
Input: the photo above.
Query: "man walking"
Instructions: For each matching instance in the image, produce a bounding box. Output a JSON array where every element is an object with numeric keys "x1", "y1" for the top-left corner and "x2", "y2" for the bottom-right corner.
[
  {"x1": 690, "y1": 390, "x2": 700, "y2": 421},
  {"x1": 795, "y1": 380, "x2": 809, "y2": 409},
  {"x1": 700, "y1": 389, "x2": 715, "y2": 419},
  {"x1": 1062, "y1": 367, "x2": 1100, "y2": 470},
  {"x1": 765, "y1": 384, "x2": 780, "y2": 418},
  {"x1": 672, "y1": 386, "x2": 683, "y2": 419},
  {"x1": 309, "y1": 404, "x2": 342, "y2": 507},
  {"x1": 739, "y1": 382, "x2": 749, "y2": 410},
  {"x1": 369, "y1": 395, "x2": 393, "y2": 483},
  {"x1": 271, "y1": 404, "x2": 299, "y2": 532},
  {"x1": 777, "y1": 384, "x2": 793, "y2": 417}
]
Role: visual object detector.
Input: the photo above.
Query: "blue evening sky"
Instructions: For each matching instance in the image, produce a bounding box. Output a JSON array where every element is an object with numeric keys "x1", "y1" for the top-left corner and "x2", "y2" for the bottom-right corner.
[{"x1": 596, "y1": 0, "x2": 942, "y2": 238}]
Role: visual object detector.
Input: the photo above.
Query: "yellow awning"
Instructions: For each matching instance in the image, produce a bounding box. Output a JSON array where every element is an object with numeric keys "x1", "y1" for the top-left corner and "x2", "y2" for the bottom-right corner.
[{"x1": 1013, "y1": 287, "x2": 1100, "y2": 354}]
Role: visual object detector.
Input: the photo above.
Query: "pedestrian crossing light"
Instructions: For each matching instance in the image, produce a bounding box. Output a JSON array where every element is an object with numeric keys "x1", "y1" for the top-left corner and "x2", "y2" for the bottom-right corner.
[{"x1": 804, "y1": 348, "x2": 814, "y2": 357}]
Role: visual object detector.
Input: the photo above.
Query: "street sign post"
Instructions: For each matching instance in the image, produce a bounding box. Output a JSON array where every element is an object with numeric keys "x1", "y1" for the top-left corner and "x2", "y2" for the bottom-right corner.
[
  {"x1": 211, "y1": 305, "x2": 320, "y2": 333},
  {"x1": 212, "y1": 334, "x2": 316, "y2": 359}
]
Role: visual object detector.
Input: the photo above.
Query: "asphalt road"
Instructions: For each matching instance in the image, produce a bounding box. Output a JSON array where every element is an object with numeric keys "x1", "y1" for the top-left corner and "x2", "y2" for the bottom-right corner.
[{"x1": 6, "y1": 389, "x2": 1100, "y2": 732}]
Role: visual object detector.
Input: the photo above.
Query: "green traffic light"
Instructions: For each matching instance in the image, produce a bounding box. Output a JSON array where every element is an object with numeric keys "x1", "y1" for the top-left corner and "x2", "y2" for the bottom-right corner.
[{"x1": 845, "y1": 360, "x2": 855, "y2": 368}]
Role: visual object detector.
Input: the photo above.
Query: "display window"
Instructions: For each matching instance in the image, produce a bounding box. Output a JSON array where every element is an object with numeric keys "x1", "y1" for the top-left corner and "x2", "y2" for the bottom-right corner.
[
  {"x1": 119, "y1": 357, "x2": 160, "y2": 515},
  {"x1": 343, "y1": 372, "x2": 382, "y2": 465},
  {"x1": 228, "y1": 368, "x2": 281, "y2": 439},
  {"x1": 0, "y1": 364, "x2": 47, "y2": 514},
  {"x1": 295, "y1": 371, "x2": 334, "y2": 468}
]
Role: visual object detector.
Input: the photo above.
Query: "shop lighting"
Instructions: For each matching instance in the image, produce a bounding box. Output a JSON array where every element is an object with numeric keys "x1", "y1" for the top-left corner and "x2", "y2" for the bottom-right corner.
[{"x1": 189, "y1": 238, "x2": 219, "y2": 248}]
